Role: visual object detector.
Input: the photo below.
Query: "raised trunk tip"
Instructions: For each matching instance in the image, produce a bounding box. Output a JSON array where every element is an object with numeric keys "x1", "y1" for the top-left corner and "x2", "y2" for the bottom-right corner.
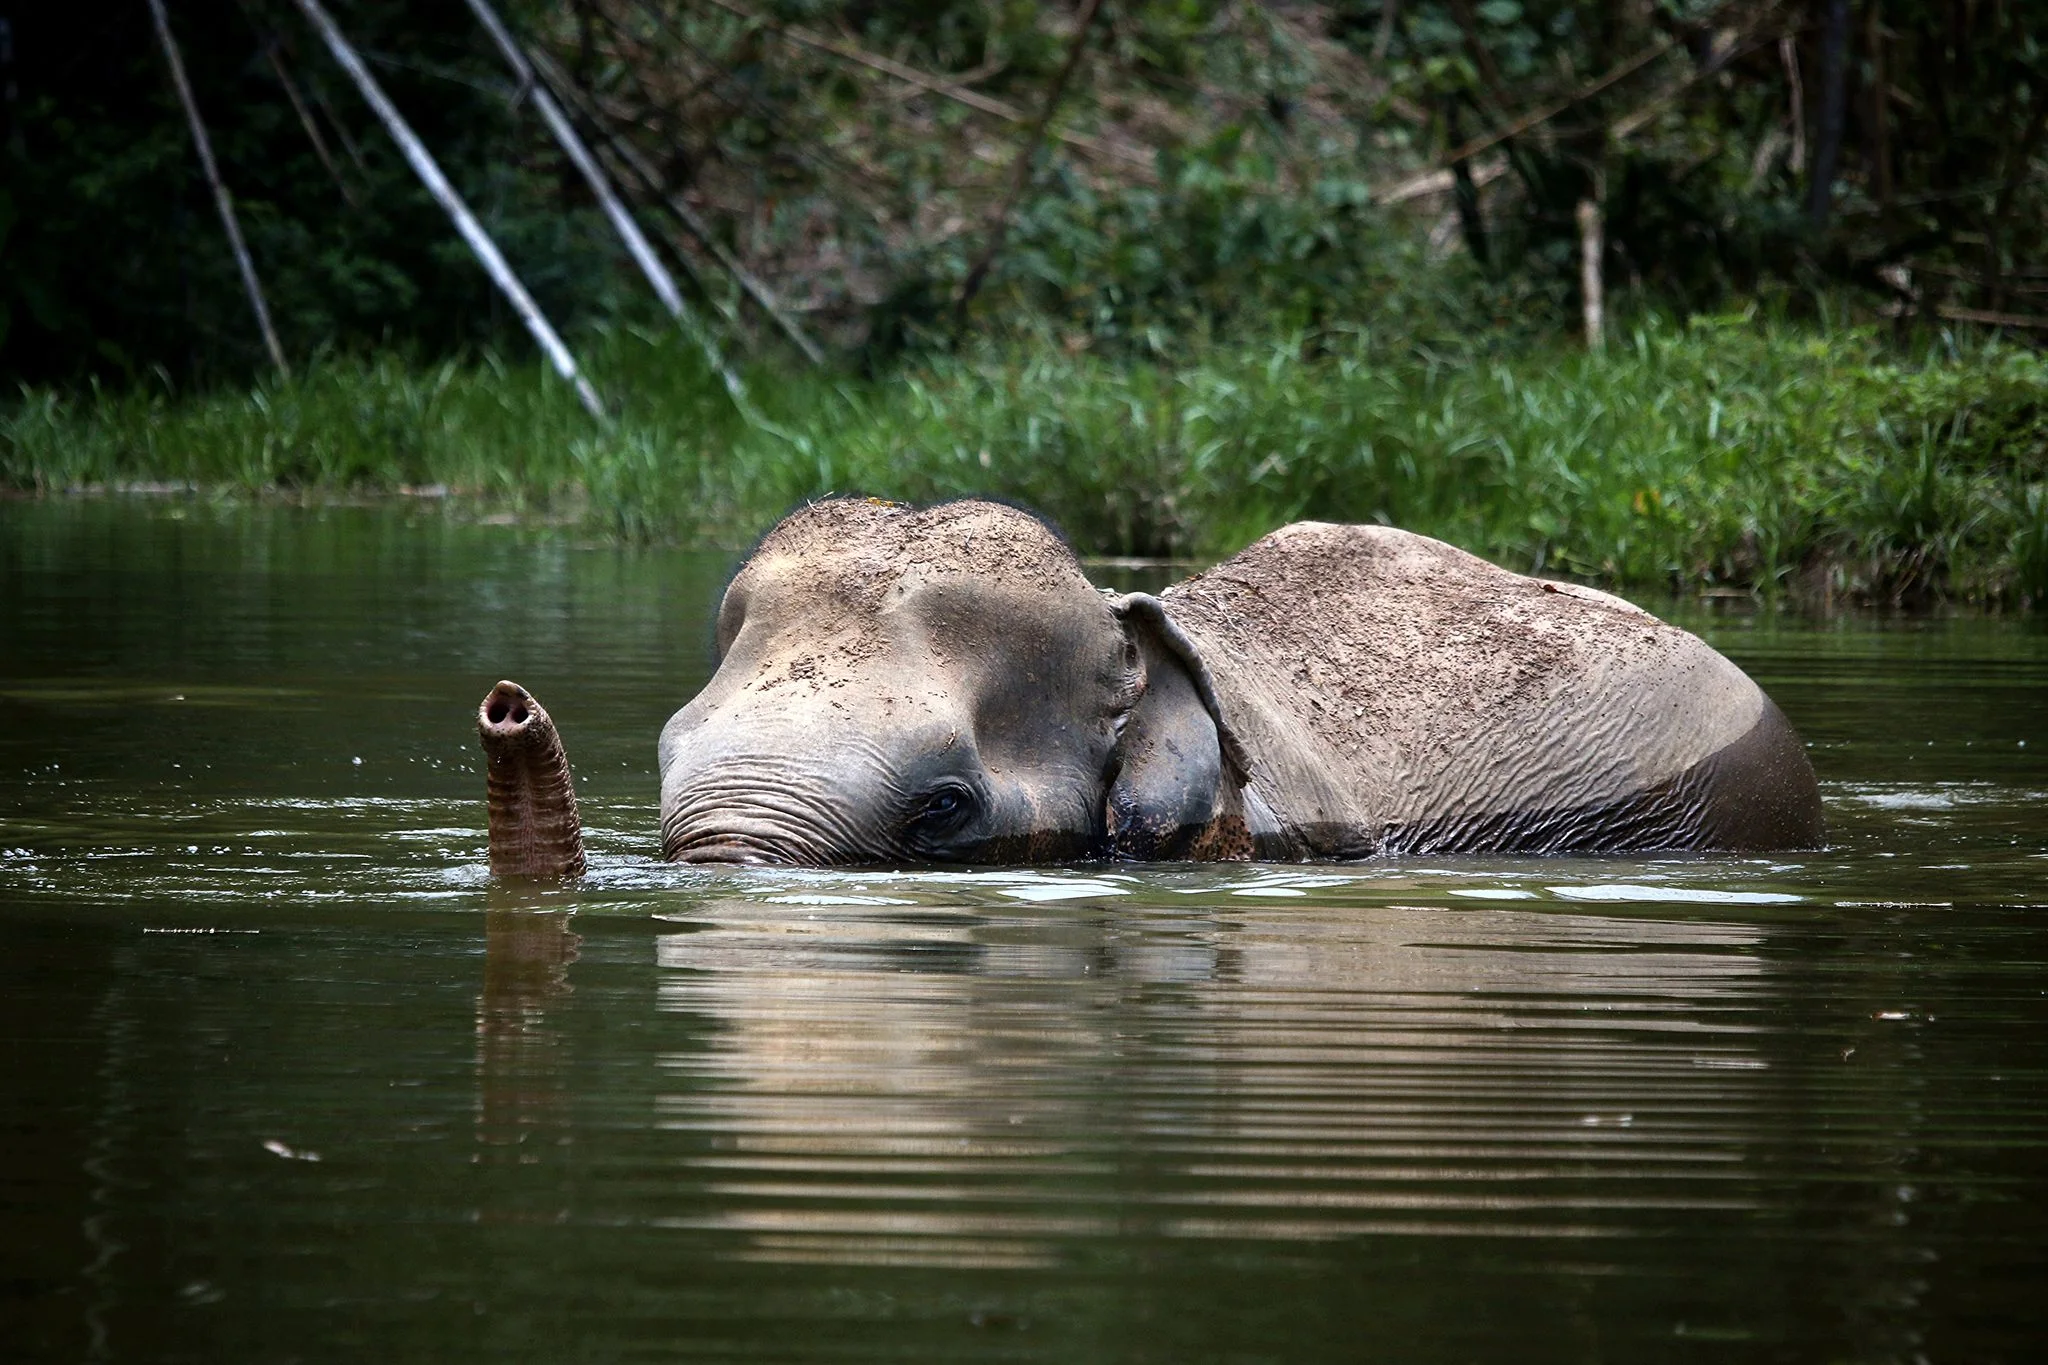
[{"x1": 478, "y1": 680, "x2": 586, "y2": 880}]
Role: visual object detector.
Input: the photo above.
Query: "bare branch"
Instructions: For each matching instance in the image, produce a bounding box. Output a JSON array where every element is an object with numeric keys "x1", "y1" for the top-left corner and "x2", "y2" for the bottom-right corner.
[
  {"x1": 1375, "y1": 37, "x2": 1677, "y2": 206},
  {"x1": 525, "y1": 43, "x2": 827, "y2": 366},
  {"x1": 1440, "y1": 38, "x2": 1677, "y2": 170},
  {"x1": 956, "y1": 0, "x2": 1108, "y2": 324},
  {"x1": 463, "y1": 0, "x2": 762, "y2": 422},
  {"x1": 700, "y1": 0, "x2": 1152, "y2": 174},
  {"x1": 289, "y1": 0, "x2": 605, "y2": 420},
  {"x1": 149, "y1": 0, "x2": 288, "y2": 378},
  {"x1": 262, "y1": 39, "x2": 356, "y2": 205}
]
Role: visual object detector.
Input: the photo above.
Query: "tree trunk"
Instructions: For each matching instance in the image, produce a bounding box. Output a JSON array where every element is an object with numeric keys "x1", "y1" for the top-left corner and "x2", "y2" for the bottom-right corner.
[
  {"x1": 1780, "y1": 36, "x2": 1806, "y2": 176},
  {"x1": 1808, "y1": 0, "x2": 1852, "y2": 230},
  {"x1": 1446, "y1": 98, "x2": 1490, "y2": 267},
  {"x1": 1865, "y1": 4, "x2": 1890, "y2": 212},
  {"x1": 1, "y1": 16, "x2": 21, "y2": 158},
  {"x1": 1444, "y1": 0, "x2": 1511, "y2": 117},
  {"x1": 1578, "y1": 197, "x2": 1605, "y2": 351},
  {"x1": 1372, "y1": 0, "x2": 1399, "y2": 63},
  {"x1": 1984, "y1": 91, "x2": 2048, "y2": 313}
]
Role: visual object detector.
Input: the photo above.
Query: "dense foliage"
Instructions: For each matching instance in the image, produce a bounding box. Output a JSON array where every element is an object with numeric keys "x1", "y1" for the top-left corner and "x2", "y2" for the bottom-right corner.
[
  {"x1": 9, "y1": 316, "x2": 2046, "y2": 603},
  {"x1": 4, "y1": 2, "x2": 2043, "y2": 605},
  {"x1": 2, "y1": 1, "x2": 2042, "y2": 381}
]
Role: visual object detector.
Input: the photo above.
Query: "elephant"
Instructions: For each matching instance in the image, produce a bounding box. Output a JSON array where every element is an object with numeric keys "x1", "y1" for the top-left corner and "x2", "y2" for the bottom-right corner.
[{"x1": 477, "y1": 498, "x2": 1823, "y2": 876}]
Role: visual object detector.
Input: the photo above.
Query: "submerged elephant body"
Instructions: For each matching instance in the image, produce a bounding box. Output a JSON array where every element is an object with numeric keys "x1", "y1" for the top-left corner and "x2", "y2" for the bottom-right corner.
[
  {"x1": 1154, "y1": 521, "x2": 1819, "y2": 858},
  {"x1": 479, "y1": 499, "x2": 1822, "y2": 874}
]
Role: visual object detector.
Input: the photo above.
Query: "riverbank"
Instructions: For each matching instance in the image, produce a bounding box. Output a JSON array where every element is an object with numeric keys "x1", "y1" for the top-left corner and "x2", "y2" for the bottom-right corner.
[{"x1": 6, "y1": 317, "x2": 2045, "y2": 604}]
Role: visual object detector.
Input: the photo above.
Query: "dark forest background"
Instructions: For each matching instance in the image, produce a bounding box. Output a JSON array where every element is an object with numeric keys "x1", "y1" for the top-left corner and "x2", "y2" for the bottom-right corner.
[{"x1": 3, "y1": 0, "x2": 2043, "y2": 389}]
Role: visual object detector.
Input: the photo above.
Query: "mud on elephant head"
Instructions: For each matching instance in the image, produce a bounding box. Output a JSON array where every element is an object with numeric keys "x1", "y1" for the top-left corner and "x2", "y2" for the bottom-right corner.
[{"x1": 478, "y1": 498, "x2": 1823, "y2": 875}]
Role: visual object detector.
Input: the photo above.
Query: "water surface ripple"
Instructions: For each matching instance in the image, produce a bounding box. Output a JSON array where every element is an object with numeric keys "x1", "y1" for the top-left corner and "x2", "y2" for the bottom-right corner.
[{"x1": 3, "y1": 501, "x2": 2045, "y2": 1364}]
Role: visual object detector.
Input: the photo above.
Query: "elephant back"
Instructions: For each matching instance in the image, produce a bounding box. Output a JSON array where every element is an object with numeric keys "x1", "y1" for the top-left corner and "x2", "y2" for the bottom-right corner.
[{"x1": 1160, "y1": 523, "x2": 1817, "y2": 855}]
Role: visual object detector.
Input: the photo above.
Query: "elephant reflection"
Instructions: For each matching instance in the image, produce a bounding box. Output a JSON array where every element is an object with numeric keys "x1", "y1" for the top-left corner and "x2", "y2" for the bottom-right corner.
[{"x1": 647, "y1": 889, "x2": 1777, "y2": 1267}]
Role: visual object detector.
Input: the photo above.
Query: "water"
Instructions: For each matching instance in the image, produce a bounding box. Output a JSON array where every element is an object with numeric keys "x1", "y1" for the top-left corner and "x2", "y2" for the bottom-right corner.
[{"x1": 4, "y1": 499, "x2": 2045, "y2": 1364}]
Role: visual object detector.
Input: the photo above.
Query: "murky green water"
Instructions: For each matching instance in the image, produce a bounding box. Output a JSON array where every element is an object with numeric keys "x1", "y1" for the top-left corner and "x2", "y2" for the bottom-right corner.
[{"x1": 4, "y1": 499, "x2": 2045, "y2": 1364}]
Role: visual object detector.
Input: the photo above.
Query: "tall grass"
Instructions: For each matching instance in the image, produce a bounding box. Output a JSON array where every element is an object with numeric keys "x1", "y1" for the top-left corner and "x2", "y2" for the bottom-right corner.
[{"x1": 7, "y1": 317, "x2": 2046, "y2": 602}]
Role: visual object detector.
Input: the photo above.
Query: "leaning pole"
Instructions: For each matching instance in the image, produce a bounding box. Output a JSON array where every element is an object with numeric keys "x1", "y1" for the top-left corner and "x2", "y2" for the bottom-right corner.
[
  {"x1": 459, "y1": 0, "x2": 759, "y2": 423},
  {"x1": 148, "y1": 0, "x2": 289, "y2": 378},
  {"x1": 288, "y1": 0, "x2": 605, "y2": 420}
]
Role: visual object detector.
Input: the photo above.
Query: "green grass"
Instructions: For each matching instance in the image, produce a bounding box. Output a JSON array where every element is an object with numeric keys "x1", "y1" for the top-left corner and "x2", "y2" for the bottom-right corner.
[{"x1": 7, "y1": 317, "x2": 2047, "y2": 604}]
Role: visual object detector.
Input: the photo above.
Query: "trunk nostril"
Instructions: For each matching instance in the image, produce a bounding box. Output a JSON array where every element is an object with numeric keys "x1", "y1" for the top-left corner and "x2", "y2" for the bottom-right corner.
[{"x1": 482, "y1": 681, "x2": 531, "y2": 729}]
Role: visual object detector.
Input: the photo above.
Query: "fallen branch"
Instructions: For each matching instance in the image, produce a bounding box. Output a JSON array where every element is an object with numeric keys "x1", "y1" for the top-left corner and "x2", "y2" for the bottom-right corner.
[
  {"x1": 1438, "y1": 37, "x2": 1677, "y2": 170},
  {"x1": 1930, "y1": 304, "x2": 2048, "y2": 331},
  {"x1": 1878, "y1": 287, "x2": 2048, "y2": 330},
  {"x1": 149, "y1": 0, "x2": 288, "y2": 378},
  {"x1": 1611, "y1": 25, "x2": 1768, "y2": 141},
  {"x1": 262, "y1": 38, "x2": 356, "y2": 205},
  {"x1": 1378, "y1": 27, "x2": 1759, "y2": 209},
  {"x1": 308, "y1": 81, "x2": 370, "y2": 176},
  {"x1": 289, "y1": 0, "x2": 605, "y2": 420},
  {"x1": 1377, "y1": 156, "x2": 1508, "y2": 206},
  {"x1": 1912, "y1": 262, "x2": 2048, "y2": 293},
  {"x1": 700, "y1": 0, "x2": 1152, "y2": 174},
  {"x1": 956, "y1": 0, "x2": 1106, "y2": 323}
]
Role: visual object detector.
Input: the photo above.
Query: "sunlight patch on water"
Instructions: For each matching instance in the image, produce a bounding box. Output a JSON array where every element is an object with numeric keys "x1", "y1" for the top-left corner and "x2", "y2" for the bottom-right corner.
[
  {"x1": 1550, "y1": 885, "x2": 1803, "y2": 905},
  {"x1": 1839, "y1": 781, "x2": 2046, "y2": 810},
  {"x1": 997, "y1": 878, "x2": 1129, "y2": 902},
  {"x1": 763, "y1": 893, "x2": 920, "y2": 907}
]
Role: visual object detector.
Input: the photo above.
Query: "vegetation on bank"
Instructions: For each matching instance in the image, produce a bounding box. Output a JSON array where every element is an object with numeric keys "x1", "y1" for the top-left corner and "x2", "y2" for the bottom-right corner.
[
  {"x1": 7, "y1": 316, "x2": 2046, "y2": 605},
  {"x1": 11, "y1": 3, "x2": 2043, "y2": 386},
  {"x1": 12, "y1": 3, "x2": 2042, "y2": 609}
]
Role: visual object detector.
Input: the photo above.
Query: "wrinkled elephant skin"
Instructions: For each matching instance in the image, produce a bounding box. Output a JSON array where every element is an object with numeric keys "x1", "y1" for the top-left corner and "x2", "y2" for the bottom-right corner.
[
  {"x1": 479, "y1": 499, "x2": 1823, "y2": 872},
  {"x1": 476, "y1": 680, "x2": 585, "y2": 879}
]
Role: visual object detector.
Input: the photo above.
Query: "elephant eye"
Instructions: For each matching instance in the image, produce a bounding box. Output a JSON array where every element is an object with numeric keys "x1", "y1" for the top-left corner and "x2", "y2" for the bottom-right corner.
[{"x1": 911, "y1": 783, "x2": 974, "y2": 832}]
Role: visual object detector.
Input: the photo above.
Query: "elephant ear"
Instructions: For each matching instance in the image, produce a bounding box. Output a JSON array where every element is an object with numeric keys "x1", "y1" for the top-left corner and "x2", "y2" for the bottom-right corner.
[{"x1": 1106, "y1": 594, "x2": 1251, "y2": 859}]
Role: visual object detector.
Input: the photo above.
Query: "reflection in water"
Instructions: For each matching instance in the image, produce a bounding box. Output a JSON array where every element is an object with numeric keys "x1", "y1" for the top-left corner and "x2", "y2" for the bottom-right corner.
[
  {"x1": 4, "y1": 501, "x2": 2043, "y2": 1362},
  {"x1": 476, "y1": 909, "x2": 580, "y2": 1160},
  {"x1": 651, "y1": 897, "x2": 1772, "y2": 1269}
]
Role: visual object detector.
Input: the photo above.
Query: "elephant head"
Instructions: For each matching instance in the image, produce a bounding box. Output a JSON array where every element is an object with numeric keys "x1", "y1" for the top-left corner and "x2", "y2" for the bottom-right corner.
[
  {"x1": 655, "y1": 499, "x2": 1247, "y2": 865},
  {"x1": 479, "y1": 497, "x2": 1823, "y2": 877}
]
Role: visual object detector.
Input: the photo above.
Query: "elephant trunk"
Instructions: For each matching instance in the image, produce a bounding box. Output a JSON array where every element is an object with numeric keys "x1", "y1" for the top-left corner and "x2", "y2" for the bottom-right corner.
[{"x1": 478, "y1": 681, "x2": 586, "y2": 879}]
